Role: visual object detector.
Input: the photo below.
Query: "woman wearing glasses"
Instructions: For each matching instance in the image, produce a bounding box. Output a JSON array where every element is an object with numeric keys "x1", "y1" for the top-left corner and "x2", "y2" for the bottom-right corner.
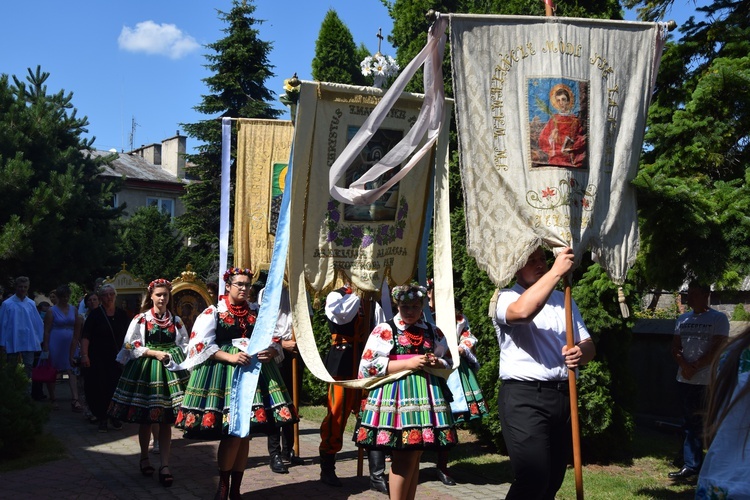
[{"x1": 175, "y1": 268, "x2": 298, "y2": 500}]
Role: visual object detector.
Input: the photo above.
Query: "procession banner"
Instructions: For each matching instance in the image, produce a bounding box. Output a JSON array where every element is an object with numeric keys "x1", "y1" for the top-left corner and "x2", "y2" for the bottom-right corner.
[
  {"x1": 450, "y1": 15, "x2": 666, "y2": 286},
  {"x1": 234, "y1": 119, "x2": 294, "y2": 277},
  {"x1": 287, "y1": 80, "x2": 455, "y2": 386}
]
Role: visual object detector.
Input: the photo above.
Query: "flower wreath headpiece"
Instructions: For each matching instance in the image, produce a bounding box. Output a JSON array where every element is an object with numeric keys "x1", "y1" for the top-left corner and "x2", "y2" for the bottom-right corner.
[
  {"x1": 223, "y1": 267, "x2": 252, "y2": 284},
  {"x1": 148, "y1": 278, "x2": 172, "y2": 293},
  {"x1": 392, "y1": 283, "x2": 428, "y2": 303}
]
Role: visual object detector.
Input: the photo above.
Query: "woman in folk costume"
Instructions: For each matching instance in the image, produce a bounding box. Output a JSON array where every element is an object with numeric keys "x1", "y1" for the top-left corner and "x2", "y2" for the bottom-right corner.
[
  {"x1": 175, "y1": 268, "x2": 298, "y2": 500},
  {"x1": 107, "y1": 278, "x2": 189, "y2": 487},
  {"x1": 355, "y1": 283, "x2": 457, "y2": 500}
]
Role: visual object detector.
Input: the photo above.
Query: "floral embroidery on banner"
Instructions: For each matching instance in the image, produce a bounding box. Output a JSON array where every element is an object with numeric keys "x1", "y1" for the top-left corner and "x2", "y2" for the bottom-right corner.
[
  {"x1": 324, "y1": 197, "x2": 408, "y2": 248},
  {"x1": 526, "y1": 177, "x2": 596, "y2": 210}
]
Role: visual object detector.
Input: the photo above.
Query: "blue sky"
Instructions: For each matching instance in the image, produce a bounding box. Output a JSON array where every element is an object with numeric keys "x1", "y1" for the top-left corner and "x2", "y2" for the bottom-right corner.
[{"x1": 1, "y1": 1, "x2": 703, "y2": 155}]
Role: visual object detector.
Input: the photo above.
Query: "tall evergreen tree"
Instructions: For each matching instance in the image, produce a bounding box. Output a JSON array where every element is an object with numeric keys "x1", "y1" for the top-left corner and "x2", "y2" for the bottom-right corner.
[
  {"x1": 0, "y1": 66, "x2": 122, "y2": 291},
  {"x1": 311, "y1": 10, "x2": 365, "y2": 85},
  {"x1": 178, "y1": 0, "x2": 281, "y2": 280},
  {"x1": 630, "y1": 0, "x2": 750, "y2": 289}
]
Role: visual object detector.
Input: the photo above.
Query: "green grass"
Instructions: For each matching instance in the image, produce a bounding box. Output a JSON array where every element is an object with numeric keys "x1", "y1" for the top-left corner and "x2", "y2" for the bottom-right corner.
[
  {"x1": 301, "y1": 406, "x2": 698, "y2": 499},
  {"x1": 0, "y1": 432, "x2": 67, "y2": 473}
]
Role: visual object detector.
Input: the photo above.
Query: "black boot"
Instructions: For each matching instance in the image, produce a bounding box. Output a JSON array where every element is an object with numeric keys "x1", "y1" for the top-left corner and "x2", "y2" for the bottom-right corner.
[
  {"x1": 229, "y1": 470, "x2": 243, "y2": 500},
  {"x1": 320, "y1": 452, "x2": 342, "y2": 487},
  {"x1": 368, "y1": 449, "x2": 389, "y2": 494},
  {"x1": 215, "y1": 470, "x2": 231, "y2": 500}
]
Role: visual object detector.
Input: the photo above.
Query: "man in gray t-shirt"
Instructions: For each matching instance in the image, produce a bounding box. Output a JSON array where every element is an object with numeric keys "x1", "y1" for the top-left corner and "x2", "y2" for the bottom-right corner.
[{"x1": 668, "y1": 281, "x2": 729, "y2": 479}]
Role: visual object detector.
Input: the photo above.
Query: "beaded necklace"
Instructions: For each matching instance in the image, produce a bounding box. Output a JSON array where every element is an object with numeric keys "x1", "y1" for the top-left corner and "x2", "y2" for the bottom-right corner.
[
  {"x1": 225, "y1": 297, "x2": 250, "y2": 337},
  {"x1": 403, "y1": 325, "x2": 424, "y2": 346},
  {"x1": 150, "y1": 308, "x2": 172, "y2": 328}
]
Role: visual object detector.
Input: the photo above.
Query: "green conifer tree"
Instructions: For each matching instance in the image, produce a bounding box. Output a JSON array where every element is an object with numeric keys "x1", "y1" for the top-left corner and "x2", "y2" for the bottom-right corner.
[
  {"x1": 0, "y1": 66, "x2": 122, "y2": 290},
  {"x1": 178, "y1": 0, "x2": 281, "y2": 280},
  {"x1": 312, "y1": 10, "x2": 364, "y2": 85}
]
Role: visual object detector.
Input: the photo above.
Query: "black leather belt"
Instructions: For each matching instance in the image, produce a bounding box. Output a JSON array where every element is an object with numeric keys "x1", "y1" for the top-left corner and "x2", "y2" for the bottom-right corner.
[{"x1": 502, "y1": 379, "x2": 568, "y2": 392}]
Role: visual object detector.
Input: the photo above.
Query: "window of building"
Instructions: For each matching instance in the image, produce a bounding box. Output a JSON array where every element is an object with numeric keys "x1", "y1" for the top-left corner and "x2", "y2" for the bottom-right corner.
[{"x1": 147, "y1": 197, "x2": 175, "y2": 218}]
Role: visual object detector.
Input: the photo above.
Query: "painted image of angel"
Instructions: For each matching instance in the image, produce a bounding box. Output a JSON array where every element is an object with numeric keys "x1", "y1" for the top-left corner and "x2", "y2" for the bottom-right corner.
[{"x1": 529, "y1": 80, "x2": 588, "y2": 169}]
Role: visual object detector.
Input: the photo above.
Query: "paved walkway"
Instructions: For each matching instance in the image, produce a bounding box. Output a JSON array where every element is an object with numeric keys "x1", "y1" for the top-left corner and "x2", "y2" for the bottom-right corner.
[{"x1": 1, "y1": 381, "x2": 510, "y2": 499}]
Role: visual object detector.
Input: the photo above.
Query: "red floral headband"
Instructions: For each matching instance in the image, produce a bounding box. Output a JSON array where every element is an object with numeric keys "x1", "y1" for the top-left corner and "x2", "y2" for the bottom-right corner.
[
  {"x1": 148, "y1": 278, "x2": 172, "y2": 293},
  {"x1": 223, "y1": 267, "x2": 252, "y2": 284}
]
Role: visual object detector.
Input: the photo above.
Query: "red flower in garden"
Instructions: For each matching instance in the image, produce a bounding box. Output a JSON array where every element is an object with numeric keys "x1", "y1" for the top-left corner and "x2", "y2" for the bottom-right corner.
[
  {"x1": 202, "y1": 412, "x2": 216, "y2": 428},
  {"x1": 254, "y1": 408, "x2": 267, "y2": 423}
]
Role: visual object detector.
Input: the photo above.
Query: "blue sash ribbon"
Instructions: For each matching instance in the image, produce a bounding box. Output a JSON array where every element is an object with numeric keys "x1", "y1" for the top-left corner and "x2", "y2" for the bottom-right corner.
[{"x1": 228, "y1": 143, "x2": 294, "y2": 437}]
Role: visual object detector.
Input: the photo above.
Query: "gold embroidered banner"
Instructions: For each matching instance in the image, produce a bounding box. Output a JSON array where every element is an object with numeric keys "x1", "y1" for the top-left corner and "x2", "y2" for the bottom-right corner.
[{"x1": 234, "y1": 119, "x2": 293, "y2": 276}]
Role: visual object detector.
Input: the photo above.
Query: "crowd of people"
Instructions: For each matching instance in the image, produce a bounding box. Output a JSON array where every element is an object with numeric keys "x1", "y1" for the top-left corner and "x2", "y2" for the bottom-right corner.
[{"x1": 1, "y1": 245, "x2": 748, "y2": 499}]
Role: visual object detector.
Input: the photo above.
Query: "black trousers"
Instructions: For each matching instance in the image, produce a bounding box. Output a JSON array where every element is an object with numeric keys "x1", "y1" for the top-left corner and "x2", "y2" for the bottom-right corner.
[
  {"x1": 268, "y1": 352, "x2": 304, "y2": 456},
  {"x1": 498, "y1": 381, "x2": 571, "y2": 500}
]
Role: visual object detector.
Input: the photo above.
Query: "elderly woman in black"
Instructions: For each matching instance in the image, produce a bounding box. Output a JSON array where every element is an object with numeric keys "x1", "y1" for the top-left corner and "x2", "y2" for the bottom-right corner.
[{"x1": 80, "y1": 284, "x2": 129, "y2": 432}]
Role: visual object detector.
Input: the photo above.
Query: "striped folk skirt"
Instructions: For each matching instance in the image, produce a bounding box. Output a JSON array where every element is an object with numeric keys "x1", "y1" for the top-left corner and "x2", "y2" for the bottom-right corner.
[
  {"x1": 175, "y1": 343, "x2": 298, "y2": 439},
  {"x1": 107, "y1": 343, "x2": 189, "y2": 424},
  {"x1": 354, "y1": 370, "x2": 457, "y2": 451},
  {"x1": 453, "y1": 358, "x2": 490, "y2": 423}
]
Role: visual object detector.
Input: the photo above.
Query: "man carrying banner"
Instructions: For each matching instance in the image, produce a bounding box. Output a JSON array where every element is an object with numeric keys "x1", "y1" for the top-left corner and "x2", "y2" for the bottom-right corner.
[
  {"x1": 493, "y1": 247, "x2": 595, "y2": 499},
  {"x1": 318, "y1": 284, "x2": 388, "y2": 493}
]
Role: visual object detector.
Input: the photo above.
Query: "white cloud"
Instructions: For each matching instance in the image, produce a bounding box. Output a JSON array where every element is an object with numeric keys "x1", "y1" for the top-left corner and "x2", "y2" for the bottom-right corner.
[{"x1": 118, "y1": 21, "x2": 199, "y2": 59}]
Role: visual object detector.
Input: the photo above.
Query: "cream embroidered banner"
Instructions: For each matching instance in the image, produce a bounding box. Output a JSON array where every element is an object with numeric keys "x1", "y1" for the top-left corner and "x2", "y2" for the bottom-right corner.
[
  {"x1": 234, "y1": 119, "x2": 293, "y2": 277},
  {"x1": 450, "y1": 15, "x2": 666, "y2": 285},
  {"x1": 288, "y1": 80, "x2": 455, "y2": 386},
  {"x1": 290, "y1": 81, "x2": 443, "y2": 297}
]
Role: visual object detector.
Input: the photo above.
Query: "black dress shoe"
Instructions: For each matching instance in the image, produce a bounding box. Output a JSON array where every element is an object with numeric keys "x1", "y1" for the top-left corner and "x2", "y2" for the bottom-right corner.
[
  {"x1": 270, "y1": 454, "x2": 289, "y2": 474},
  {"x1": 668, "y1": 466, "x2": 698, "y2": 479},
  {"x1": 436, "y1": 468, "x2": 456, "y2": 486},
  {"x1": 282, "y1": 450, "x2": 305, "y2": 466}
]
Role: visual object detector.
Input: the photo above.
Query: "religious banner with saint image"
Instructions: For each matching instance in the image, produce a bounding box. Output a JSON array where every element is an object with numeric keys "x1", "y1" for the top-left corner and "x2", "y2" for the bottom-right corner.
[{"x1": 449, "y1": 14, "x2": 667, "y2": 286}]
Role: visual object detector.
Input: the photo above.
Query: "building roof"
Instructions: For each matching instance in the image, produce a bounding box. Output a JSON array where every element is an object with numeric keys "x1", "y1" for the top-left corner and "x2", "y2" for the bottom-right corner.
[{"x1": 86, "y1": 149, "x2": 184, "y2": 185}]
